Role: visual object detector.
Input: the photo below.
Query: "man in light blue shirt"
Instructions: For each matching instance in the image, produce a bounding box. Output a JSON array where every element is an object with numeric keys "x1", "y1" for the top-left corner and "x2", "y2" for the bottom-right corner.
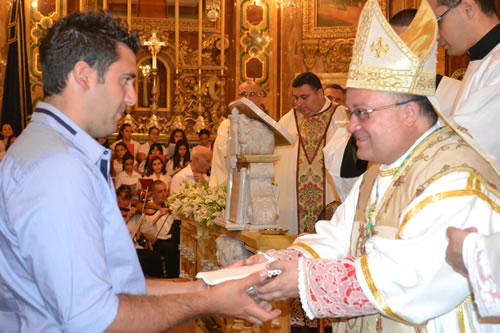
[{"x1": 0, "y1": 11, "x2": 280, "y2": 332}]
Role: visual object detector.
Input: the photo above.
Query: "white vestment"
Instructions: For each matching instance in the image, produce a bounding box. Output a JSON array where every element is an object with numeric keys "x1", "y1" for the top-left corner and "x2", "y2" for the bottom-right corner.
[
  {"x1": 448, "y1": 43, "x2": 500, "y2": 172},
  {"x1": 463, "y1": 231, "x2": 500, "y2": 317},
  {"x1": 275, "y1": 99, "x2": 347, "y2": 234},
  {"x1": 270, "y1": 124, "x2": 500, "y2": 331},
  {"x1": 209, "y1": 118, "x2": 230, "y2": 187},
  {"x1": 323, "y1": 127, "x2": 358, "y2": 202}
]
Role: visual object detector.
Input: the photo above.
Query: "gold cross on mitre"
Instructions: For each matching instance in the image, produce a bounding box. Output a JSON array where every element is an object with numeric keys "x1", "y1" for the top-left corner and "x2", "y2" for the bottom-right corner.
[{"x1": 370, "y1": 37, "x2": 389, "y2": 58}]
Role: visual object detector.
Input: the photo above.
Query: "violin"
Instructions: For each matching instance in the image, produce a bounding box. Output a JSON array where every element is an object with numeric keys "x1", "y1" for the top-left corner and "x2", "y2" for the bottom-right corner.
[
  {"x1": 119, "y1": 205, "x2": 133, "y2": 217},
  {"x1": 135, "y1": 201, "x2": 165, "y2": 215},
  {"x1": 118, "y1": 199, "x2": 163, "y2": 217}
]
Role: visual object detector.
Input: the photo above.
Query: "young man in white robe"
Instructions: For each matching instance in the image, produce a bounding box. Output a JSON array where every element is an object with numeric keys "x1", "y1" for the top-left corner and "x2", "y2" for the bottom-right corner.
[
  {"x1": 427, "y1": 0, "x2": 500, "y2": 168},
  {"x1": 244, "y1": 0, "x2": 500, "y2": 331},
  {"x1": 427, "y1": 0, "x2": 500, "y2": 316}
]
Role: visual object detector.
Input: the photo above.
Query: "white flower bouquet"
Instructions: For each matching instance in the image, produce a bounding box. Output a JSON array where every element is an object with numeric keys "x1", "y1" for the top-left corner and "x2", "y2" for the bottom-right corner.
[{"x1": 166, "y1": 182, "x2": 227, "y2": 226}]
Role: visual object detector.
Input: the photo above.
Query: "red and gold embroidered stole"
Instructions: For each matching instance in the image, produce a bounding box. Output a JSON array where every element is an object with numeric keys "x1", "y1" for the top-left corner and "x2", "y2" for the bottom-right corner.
[{"x1": 294, "y1": 103, "x2": 338, "y2": 233}]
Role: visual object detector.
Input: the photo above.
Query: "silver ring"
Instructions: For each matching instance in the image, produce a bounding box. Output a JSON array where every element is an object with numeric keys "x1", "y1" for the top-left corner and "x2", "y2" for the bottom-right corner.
[{"x1": 246, "y1": 285, "x2": 260, "y2": 302}]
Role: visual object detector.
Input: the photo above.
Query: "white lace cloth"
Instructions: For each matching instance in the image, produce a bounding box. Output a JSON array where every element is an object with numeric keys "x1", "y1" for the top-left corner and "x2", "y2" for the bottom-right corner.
[
  {"x1": 463, "y1": 233, "x2": 500, "y2": 317},
  {"x1": 267, "y1": 249, "x2": 376, "y2": 320}
]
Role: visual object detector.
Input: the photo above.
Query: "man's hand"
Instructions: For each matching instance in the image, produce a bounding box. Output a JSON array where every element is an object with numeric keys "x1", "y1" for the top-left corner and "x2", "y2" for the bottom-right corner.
[
  {"x1": 244, "y1": 254, "x2": 271, "y2": 266},
  {"x1": 209, "y1": 270, "x2": 281, "y2": 325},
  {"x1": 193, "y1": 172, "x2": 208, "y2": 184},
  {"x1": 446, "y1": 226, "x2": 477, "y2": 277},
  {"x1": 159, "y1": 207, "x2": 169, "y2": 216},
  {"x1": 255, "y1": 260, "x2": 299, "y2": 302},
  {"x1": 142, "y1": 233, "x2": 158, "y2": 245}
]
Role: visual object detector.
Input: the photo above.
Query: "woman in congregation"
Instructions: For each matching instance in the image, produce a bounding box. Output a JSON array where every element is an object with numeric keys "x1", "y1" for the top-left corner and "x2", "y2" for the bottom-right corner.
[
  {"x1": 197, "y1": 129, "x2": 211, "y2": 148},
  {"x1": 0, "y1": 123, "x2": 14, "y2": 153},
  {"x1": 0, "y1": 123, "x2": 16, "y2": 161},
  {"x1": 112, "y1": 142, "x2": 131, "y2": 177},
  {"x1": 166, "y1": 128, "x2": 189, "y2": 159},
  {"x1": 166, "y1": 139, "x2": 190, "y2": 176},
  {"x1": 138, "y1": 143, "x2": 164, "y2": 175},
  {"x1": 115, "y1": 153, "x2": 142, "y2": 191},
  {"x1": 110, "y1": 123, "x2": 140, "y2": 159},
  {"x1": 143, "y1": 156, "x2": 171, "y2": 188}
]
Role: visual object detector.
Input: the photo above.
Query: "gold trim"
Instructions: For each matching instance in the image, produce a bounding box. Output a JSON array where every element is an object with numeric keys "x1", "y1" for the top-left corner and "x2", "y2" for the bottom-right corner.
[
  {"x1": 292, "y1": 242, "x2": 320, "y2": 259},
  {"x1": 457, "y1": 301, "x2": 465, "y2": 333},
  {"x1": 379, "y1": 167, "x2": 397, "y2": 178},
  {"x1": 360, "y1": 254, "x2": 425, "y2": 327},
  {"x1": 398, "y1": 182, "x2": 500, "y2": 239},
  {"x1": 466, "y1": 173, "x2": 475, "y2": 191},
  {"x1": 456, "y1": 295, "x2": 473, "y2": 333}
]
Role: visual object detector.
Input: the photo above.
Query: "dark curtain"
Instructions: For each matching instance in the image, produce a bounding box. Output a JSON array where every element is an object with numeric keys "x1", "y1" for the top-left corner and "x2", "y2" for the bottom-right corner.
[{"x1": 1, "y1": 0, "x2": 33, "y2": 135}]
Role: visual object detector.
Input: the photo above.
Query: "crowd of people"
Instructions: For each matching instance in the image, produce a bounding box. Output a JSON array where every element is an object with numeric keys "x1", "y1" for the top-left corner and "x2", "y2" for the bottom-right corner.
[
  {"x1": 106, "y1": 124, "x2": 210, "y2": 190},
  {"x1": 107, "y1": 125, "x2": 212, "y2": 281},
  {"x1": 1, "y1": 0, "x2": 499, "y2": 331}
]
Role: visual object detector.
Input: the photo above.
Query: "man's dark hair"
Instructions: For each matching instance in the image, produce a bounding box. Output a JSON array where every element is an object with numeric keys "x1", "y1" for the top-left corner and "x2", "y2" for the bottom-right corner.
[
  {"x1": 292, "y1": 72, "x2": 323, "y2": 92},
  {"x1": 438, "y1": 0, "x2": 496, "y2": 15},
  {"x1": 393, "y1": 93, "x2": 438, "y2": 125},
  {"x1": 198, "y1": 129, "x2": 210, "y2": 137},
  {"x1": 389, "y1": 9, "x2": 417, "y2": 27},
  {"x1": 39, "y1": 11, "x2": 140, "y2": 97},
  {"x1": 325, "y1": 83, "x2": 345, "y2": 94}
]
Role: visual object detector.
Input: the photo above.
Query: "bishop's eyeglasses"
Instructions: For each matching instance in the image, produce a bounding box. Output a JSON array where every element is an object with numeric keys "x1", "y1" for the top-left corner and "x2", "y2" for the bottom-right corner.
[{"x1": 346, "y1": 99, "x2": 419, "y2": 122}]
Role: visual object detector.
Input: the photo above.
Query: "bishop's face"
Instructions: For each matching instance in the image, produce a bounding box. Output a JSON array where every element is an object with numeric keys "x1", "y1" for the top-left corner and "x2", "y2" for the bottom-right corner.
[{"x1": 346, "y1": 88, "x2": 411, "y2": 165}]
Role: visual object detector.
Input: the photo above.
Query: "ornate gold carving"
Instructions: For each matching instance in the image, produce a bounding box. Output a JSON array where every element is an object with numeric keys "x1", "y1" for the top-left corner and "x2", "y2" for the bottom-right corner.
[
  {"x1": 132, "y1": 16, "x2": 218, "y2": 33},
  {"x1": 451, "y1": 67, "x2": 466, "y2": 81},
  {"x1": 318, "y1": 38, "x2": 353, "y2": 73},
  {"x1": 301, "y1": 40, "x2": 318, "y2": 70}
]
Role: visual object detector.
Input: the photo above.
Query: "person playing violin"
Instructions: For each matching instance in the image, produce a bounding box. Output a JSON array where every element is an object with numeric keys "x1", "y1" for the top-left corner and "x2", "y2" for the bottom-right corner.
[
  {"x1": 117, "y1": 185, "x2": 166, "y2": 277},
  {"x1": 140, "y1": 180, "x2": 180, "y2": 278},
  {"x1": 116, "y1": 185, "x2": 139, "y2": 233}
]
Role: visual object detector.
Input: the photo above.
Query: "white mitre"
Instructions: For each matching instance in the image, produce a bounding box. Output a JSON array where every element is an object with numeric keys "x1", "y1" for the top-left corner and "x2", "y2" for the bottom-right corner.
[{"x1": 347, "y1": 0, "x2": 437, "y2": 96}]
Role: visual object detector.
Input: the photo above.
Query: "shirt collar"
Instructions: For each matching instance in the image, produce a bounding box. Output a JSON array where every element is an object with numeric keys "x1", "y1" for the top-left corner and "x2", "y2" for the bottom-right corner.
[
  {"x1": 467, "y1": 24, "x2": 500, "y2": 61},
  {"x1": 34, "y1": 102, "x2": 111, "y2": 166}
]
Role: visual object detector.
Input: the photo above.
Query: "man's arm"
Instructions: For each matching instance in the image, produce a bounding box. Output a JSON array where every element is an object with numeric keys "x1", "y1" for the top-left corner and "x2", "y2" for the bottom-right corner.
[{"x1": 106, "y1": 271, "x2": 281, "y2": 332}]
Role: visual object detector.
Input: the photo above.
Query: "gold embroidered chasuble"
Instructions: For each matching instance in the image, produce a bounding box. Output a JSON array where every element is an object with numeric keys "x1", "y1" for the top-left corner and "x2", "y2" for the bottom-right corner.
[
  {"x1": 330, "y1": 126, "x2": 500, "y2": 332},
  {"x1": 294, "y1": 103, "x2": 339, "y2": 233}
]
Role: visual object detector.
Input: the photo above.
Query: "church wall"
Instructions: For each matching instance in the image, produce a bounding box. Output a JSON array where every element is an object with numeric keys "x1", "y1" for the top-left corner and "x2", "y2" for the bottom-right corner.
[
  {"x1": 2, "y1": 0, "x2": 500, "y2": 126},
  {"x1": 278, "y1": 0, "x2": 445, "y2": 117}
]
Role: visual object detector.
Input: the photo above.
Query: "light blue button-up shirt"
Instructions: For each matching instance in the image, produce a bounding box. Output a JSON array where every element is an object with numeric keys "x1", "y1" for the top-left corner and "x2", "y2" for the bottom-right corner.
[{"x1": 0, "y1": 102, "x2": 146, "y2": 332}]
